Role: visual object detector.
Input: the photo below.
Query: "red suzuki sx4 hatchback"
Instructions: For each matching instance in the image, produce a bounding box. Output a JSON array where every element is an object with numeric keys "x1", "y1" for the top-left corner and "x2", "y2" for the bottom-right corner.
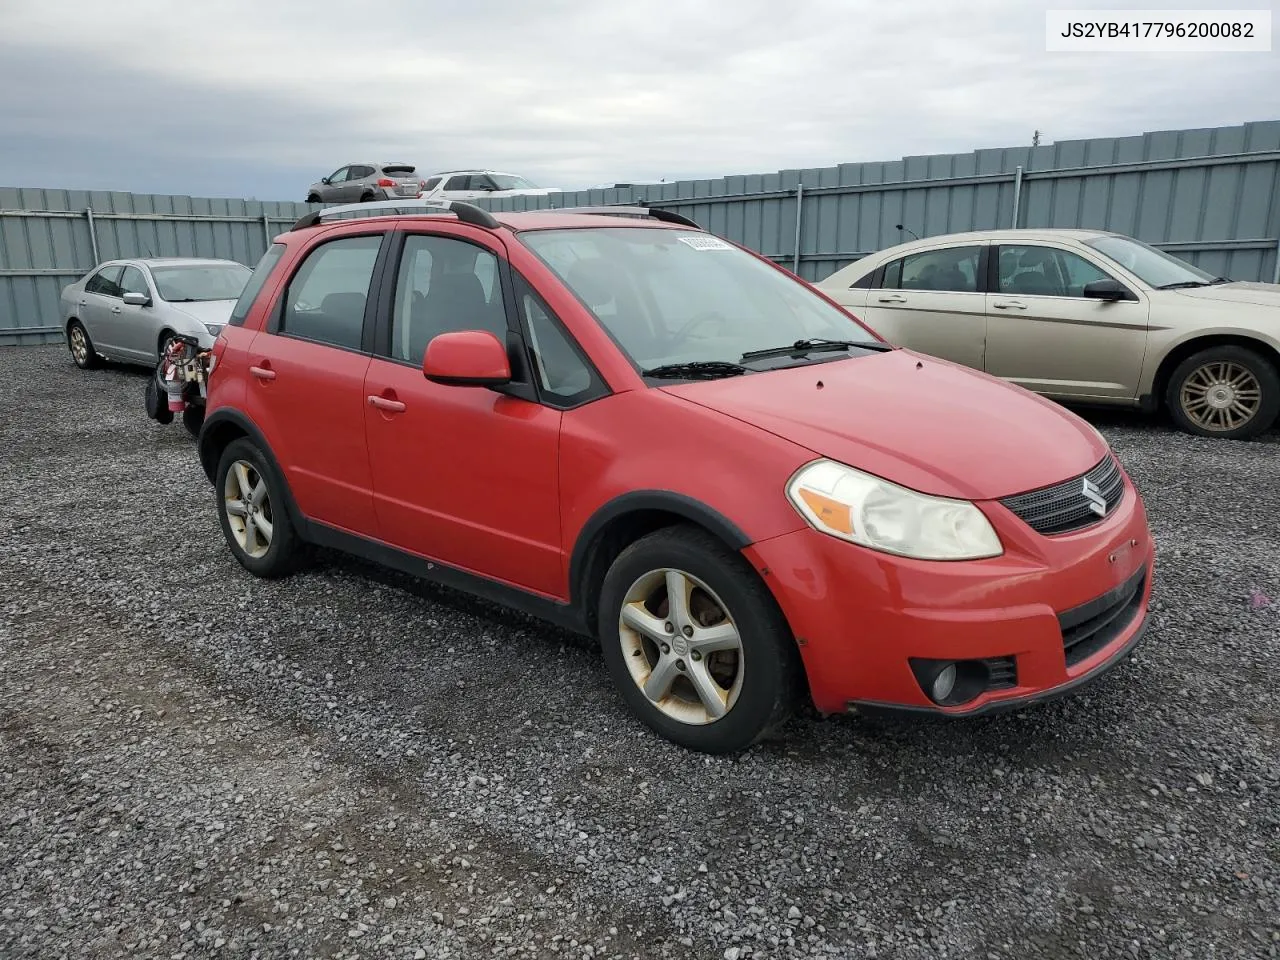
[{"x1": 198, "y1": 200, "x2": 1155, "y2": 753}]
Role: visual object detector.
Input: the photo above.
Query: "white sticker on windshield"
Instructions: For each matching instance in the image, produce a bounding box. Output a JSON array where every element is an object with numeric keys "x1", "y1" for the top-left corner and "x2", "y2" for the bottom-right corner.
[{"x1": 676, "y1": 235, "x2": 733, "y2": 251}]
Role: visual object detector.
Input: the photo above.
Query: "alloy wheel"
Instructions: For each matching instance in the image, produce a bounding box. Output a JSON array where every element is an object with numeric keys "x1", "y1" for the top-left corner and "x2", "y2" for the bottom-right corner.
[
  {"x1": 70, "y1": 326, "x2": 88, "y2": 365},
  {"x1": 223, "y1": 460, "x2": 274, "y2": 559},
  {"x1": 1179, "y1": 361, "x2": 1263, "y2": 432},
  {"x1": 617, "y1": 568, "x2": 744, "y2": 725}
]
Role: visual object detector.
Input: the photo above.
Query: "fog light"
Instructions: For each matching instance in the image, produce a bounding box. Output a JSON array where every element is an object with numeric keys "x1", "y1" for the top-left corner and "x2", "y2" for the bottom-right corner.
[{"x1": 931, "y1": 663, "x2": 957, "y2": 702}]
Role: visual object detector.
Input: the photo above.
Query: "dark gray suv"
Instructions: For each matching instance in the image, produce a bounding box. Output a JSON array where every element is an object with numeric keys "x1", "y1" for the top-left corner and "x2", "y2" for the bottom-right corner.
[{"x1": 305, "y1": 163, "x2": 424, "y2": 204}]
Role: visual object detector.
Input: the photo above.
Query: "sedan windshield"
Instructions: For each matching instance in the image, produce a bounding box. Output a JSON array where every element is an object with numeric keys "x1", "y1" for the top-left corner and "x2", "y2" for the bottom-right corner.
[
  {"x1": 152, "y1": 263, "x2": 252, "y2": 302},
  {"x1": 1084, "y1": 235, "x2": 1215, "y2": 288},
  {"x1": 520, "y1": 228, "x2": 879, "y2": 371}
]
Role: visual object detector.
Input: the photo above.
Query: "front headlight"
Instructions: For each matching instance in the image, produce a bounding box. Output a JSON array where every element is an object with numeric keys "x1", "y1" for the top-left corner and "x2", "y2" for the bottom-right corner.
[
  {"x1": 786, "y1": 459, "x2": 1003, "y2": 561},
  {"x1": 204, "y1": 323, "x2": 224, "y2": 336}
]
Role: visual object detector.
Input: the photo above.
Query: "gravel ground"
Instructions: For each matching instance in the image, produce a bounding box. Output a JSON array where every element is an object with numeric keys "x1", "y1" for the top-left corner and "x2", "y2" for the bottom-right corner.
[{"x1": 1, "y1": 343, "x2": 1277, "y2": 960}]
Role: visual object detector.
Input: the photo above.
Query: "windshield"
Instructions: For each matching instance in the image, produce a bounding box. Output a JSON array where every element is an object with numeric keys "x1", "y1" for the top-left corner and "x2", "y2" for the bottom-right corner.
[
  {"x1": 521, "y1": 228, "x2": 879, "y2": 371},
  {"x1": 1084, "y1": 235, "x2": 1215, "y2": 288},
  {"x1": 490, "y1": 174, "x2": 537, "y2": 190},
  {"x1": 152, "y1": 263, "x2": 252, "y2": 302}
]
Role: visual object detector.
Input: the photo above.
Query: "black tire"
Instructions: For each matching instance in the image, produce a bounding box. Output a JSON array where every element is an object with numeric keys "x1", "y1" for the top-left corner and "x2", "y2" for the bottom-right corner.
[
  {"x1": 1165, "y1": 345, "x2": 1280, "y2": 440},
  {"x1": 182, "y1": 404, "x2": 205, "y2": 438},
  {"x1": 215, "y1": 437, "x2": 303, "y2": 579},
  {"x1": 144, "y1": 370, "x2": 174, "y2": 424},
  {"x1": 360, "y1": 191, "x2": 375, "y2": 203},
  {"x1": 598, "y1": 525, "x2": 801, "y2": 753},
  {"x1": 306, "y1": 193, "x2": 321, "y2": 203},
  {"x1": 67, "y1": 319, "x2": 100, "y2": 369}
]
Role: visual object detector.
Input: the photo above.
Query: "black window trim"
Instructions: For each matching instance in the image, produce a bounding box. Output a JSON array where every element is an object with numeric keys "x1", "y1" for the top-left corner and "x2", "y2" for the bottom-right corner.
[{"x1": 266, "y1": 230, "x2": 391, "y2": 356}]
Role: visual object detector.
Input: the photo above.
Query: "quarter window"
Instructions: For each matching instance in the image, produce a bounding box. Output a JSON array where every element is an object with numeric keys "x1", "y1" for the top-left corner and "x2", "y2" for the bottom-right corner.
[
  {"x1": 999, "y1": 245, "x2": 1115, "y2": 298},
  {"x1": 229, "y1": 243, "x2": 286, "y2": 327},
  {"x1": 422, "y1": 177, "x2": 443, "y2": 191},
  {"x1": 388, "y1": 235, "x2": 509, "y2": 364},
  {"x1": 281, "y1": 235, "x2": 383, "y2": 350},
  {"x1": 517, "y1": 281, "x2": 599, "y2": 404},
  {"x1": 886, "y1": 246, "x2": 982, "y2": 293}
]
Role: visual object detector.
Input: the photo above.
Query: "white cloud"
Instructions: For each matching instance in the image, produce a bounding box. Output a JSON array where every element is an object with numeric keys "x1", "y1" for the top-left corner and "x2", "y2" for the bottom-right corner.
[{"x1": 0, "y1": 0, "x2": 1276, "y2": 196}]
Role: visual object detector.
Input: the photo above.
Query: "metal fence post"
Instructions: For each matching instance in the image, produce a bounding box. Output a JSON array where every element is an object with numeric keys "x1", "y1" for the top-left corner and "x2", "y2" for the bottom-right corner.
[
  {"x1": 85, "y1": 207, "x2": 100, "y2": 266},
  {"x1": 793, "y1": 183, "x2": 805, "y2": 274},
  {"x1": 1273, "y1": 235, "x2": 1280, "y2": 285},
  {"x1": 1010, "y1": 165, "x2": 1023, "y2": 229},
  {"x1": 262, "y1": 214, "x2": 272, "y2": 251}
]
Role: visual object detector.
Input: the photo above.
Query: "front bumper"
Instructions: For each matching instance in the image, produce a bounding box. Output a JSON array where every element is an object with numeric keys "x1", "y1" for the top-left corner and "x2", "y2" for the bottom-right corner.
[{"x1": 742, "y1": 471, "x2": 1155, "y2": 716}]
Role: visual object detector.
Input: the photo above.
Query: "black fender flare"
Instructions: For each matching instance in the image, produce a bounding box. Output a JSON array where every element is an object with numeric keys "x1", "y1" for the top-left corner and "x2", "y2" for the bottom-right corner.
[
  {"x1": 197, "y1": 408, "x2": 309, "y2": 536},
  {"x1": 567, "y1": 490, "x2": 752, "y2": 608}
]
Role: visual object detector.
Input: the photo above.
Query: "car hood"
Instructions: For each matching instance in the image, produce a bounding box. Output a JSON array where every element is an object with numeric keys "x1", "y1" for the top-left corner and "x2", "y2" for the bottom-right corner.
[
  {"x1": 1168, "y1": 281, "x2": 1280, "y2": 309},
  {"x1": 661, "y1": 349, "x2": 1108, "y2": 501},
  {"x1": 164, "y1": 299, "x2": 236, "y2": 327}
]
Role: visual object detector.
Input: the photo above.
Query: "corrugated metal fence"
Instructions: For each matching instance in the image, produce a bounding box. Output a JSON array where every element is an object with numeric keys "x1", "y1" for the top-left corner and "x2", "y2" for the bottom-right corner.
[
  {"x1": 0, "y1": 190, "x2": 315, "y2": 345},
  {"x1": 3, "y1": 120, "x2": 1279, "y2": 345},
  {"x1": 483, "y1": 120, "x2": 1280, "y2": 285}
]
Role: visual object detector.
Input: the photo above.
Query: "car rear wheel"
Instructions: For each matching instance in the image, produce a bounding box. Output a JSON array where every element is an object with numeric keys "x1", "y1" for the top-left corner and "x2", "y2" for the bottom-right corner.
[
  {"x1": 598, "y1": 526, "x2": 799, "y2": 753},
  {"x1": 215, "y1": 438, "x2": 302, "y2": 578},
  {"x1": 1166, "y1": 345, "x2": 1280, "y2": 440},
  {"x1": 67, "y1": 320, "x2": 100, "y2": 369}
]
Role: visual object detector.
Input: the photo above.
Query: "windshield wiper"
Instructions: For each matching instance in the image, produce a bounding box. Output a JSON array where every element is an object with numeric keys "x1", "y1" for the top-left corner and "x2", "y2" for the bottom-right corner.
[
  {"x1": 739, "y1": 338, "x2": 892, "y2": 362},
  {"x1": 1208, "y1": 276, "x2": 1232, "y2": 284},
  {"x1": 1156, "y1": 281, "x2": 1211, "y2": 290},
  {"x1": 641, "y1": 360, "x2": 747, "y2": 380}
]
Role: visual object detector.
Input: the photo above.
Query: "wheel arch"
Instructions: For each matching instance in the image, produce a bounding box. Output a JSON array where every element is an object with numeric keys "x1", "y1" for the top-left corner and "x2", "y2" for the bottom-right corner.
[
  {"x1": 568, "y1": 491, "x2": 752, "y2": 637},
  {"x1": 1151, "y1": 333, "x2": 1280, "y2": 410},
  {"x1": 199, "y1": 408, "x2": 310, "y2": 537}
]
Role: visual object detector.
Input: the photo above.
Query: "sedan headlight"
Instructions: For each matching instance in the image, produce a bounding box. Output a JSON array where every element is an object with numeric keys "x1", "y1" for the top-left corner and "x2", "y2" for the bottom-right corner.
[
  {"x1": 204, "y1": 323, "x2": 224, "y2": 336},
  {"x1": 786, "y1": 459, "x2": 1002, "y2": 561}
]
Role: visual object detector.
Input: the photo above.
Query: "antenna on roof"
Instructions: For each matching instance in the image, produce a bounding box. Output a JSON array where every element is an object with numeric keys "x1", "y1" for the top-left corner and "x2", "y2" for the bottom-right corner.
[{"x1": 894, "y1": 223, "x2": 920, "y2": 242}]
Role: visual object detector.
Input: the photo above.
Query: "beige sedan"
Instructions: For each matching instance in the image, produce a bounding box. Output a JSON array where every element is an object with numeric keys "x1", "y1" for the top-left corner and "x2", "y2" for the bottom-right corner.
[{"x1": 816, "y1": 229, "x2": 1280, "y2": 439}]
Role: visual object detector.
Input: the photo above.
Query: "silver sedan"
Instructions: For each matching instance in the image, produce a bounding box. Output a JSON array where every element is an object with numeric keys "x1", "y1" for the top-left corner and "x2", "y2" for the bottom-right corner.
[{"x1": 60, "y1": 258, "x2": 251, "y2": 369}]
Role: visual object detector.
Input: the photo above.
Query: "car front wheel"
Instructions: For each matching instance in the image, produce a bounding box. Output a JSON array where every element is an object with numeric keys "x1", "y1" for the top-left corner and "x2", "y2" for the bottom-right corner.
[
  {"x1": 1166, "y1": 345, "x2": 1280, "y2": 440},
  {"x1": 598, "y1": 526, "x2": 800, "y2": 753}
]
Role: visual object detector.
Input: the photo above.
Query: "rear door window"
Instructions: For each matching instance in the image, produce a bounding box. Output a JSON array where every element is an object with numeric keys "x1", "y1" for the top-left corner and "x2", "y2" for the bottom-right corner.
[
  {"x1": 280, "y1": 235, "x2": 384, "y2": 350},
  {"x1": 888, "y1": 246, "x2": 983, "y2": 292},
  {"x1": 444, "y1": 175, "x2": 471, "y2": 190}
]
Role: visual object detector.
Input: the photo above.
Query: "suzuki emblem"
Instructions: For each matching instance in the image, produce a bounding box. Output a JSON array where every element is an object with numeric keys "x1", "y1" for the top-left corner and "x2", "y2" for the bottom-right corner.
[{"x1": 1081, "y1": 477, "x2": 1107, "y2": 517}]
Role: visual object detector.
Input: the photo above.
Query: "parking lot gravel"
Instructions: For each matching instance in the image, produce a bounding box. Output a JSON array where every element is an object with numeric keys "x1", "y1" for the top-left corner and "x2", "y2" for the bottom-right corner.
[{"x1": 1, "y1": 343, "x2": 1277, "y2": 960}]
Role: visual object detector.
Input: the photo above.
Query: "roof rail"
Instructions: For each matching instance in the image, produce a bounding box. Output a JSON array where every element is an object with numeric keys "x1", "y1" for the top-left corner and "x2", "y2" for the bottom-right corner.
[
  {"x1": 289, "y1": 198, "x2": 499, "y2": 232},
  {"x1": 519, "y1": 204, "x2": 702, "y2": 230}
]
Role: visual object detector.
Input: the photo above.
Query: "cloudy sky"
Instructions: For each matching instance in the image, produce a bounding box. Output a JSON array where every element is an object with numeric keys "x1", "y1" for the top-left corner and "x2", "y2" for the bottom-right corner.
[{"x1": 0, "y1": 0, "x2": 1276, "y2": 200}]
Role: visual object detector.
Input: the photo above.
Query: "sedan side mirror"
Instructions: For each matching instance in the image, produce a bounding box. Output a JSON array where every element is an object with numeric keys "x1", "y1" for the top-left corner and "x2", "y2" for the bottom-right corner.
[
  {"x1": 1082, "y1": 278, "x2": 1134, "y2": 302},
  {"x1": 423, "y1": 330, "x2": 511, "y2": 387},
  {"x1": 122, "y1": 291, "x2": 150, "y2": 306},
  {"x1": 321, "y1": 177, "x2": 331, "y2": 185}
]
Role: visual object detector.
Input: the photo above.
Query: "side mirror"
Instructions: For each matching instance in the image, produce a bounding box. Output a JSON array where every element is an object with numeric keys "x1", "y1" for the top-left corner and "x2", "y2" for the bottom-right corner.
[
  {"x1": 423, "y1": 330, "x2": 511, "y2": 387},
  {"x1": 1082, "y1": 278, "x2": 1132, "y2": 302},
  {"x1": 321, "y1": 177, "x2": 331, "y2": 185},
  {"x1": 123, "y1": 291, "x2": 150, "y2": 306}
]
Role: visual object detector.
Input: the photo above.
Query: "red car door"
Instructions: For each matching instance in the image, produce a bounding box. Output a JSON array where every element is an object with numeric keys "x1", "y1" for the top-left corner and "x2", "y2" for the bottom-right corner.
[
  {"x1": 242, "y1": 231, "x2": 387, "y2": 535},
  {"x1": 362, "y1": 227, "x2": 566, "y2": 598}
]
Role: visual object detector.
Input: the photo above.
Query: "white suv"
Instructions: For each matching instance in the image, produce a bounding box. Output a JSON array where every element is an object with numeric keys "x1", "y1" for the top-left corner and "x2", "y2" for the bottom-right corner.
[{"x1": 419, "y1": 170, "x2": 558, "y2": 202}]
